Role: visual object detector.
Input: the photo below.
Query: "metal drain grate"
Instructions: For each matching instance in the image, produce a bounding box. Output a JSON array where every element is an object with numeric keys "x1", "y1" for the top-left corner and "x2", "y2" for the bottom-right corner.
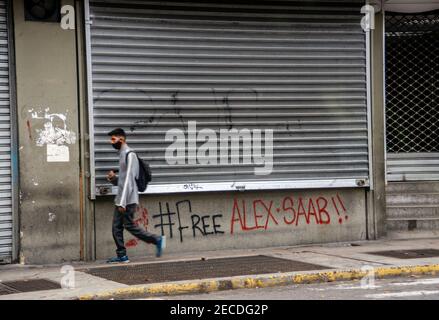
[
  {"x1": 0, "y1": 284, "x2": 19, "y2": 296},
  {"x1": 0, "y1": 279, "x2": 61, "y2": 294},
  {"x1": 367, "y1": 249, "x2": 439, "y2": 259},
  {"x1": 82, "y1": 255, "x2": 329, "y2": 285}
]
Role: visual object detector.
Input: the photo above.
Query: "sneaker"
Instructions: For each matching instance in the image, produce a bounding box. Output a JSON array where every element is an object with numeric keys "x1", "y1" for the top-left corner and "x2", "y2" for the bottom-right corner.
[
  {"x1": 106, "y1": 255, "x2": 130, "y2": 263},
  {"x1": 155, "y1": 236, "x2": 166, "y2": 257}
]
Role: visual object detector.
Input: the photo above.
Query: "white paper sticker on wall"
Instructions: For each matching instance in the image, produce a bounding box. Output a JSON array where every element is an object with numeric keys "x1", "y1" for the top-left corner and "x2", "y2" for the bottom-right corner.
[{"x1": 47, "y1": 144, "x2": 70, "y2": 162}]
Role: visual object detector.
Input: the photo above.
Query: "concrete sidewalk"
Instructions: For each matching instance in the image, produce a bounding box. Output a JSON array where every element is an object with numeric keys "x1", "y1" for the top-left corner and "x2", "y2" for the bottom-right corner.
[{"x1": 1, "y1": 237, "x2": 439, "y2": 300}]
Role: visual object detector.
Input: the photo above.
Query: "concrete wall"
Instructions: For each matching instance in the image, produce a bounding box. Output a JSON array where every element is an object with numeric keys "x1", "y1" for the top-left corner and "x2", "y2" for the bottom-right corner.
[
  {"x1": 9, "y1": 0, "x2": 377, "y2": 264},
  {"x1": 95, "y1": 188, "x2": 367, "y2": 260},
  {"x1": 13, "y1": 0, "x2": 81, "y2": 264},
  {"x1": 387, "y1": 181, "x2": 439, "y2": 234}
]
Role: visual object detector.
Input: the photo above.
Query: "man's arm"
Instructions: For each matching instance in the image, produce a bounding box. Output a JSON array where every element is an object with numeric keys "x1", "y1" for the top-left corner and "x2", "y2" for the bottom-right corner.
[{"x1": 116, "y1": 152, "x2": 136, "y2": 209}]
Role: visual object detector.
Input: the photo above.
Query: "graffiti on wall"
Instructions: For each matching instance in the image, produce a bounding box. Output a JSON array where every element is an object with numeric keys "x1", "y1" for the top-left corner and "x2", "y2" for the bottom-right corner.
[
  {"x1": 125, "y1": 194, "x2": 348, "y2": 248},
  {"x1": 30, "y1": 108, "x2": 76, "y2": 146},
  {"x1": 125, "y1": 205, "x2": 149, "y2": 248},
  {"x1": 152, "y1": 200, "x2": 224, "y2": 243},
  {"x1": 28, "y1": 108, "x2": 76, "y2": 162},
  {"x1": 230, "y1": 194, "x2": 348, "y2": 234}
]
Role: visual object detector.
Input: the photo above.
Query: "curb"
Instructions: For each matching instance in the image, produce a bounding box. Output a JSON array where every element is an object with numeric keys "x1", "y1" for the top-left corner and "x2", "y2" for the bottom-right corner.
[{"x1": 78, "y1": 264, "x2": 439, "y2": 300}]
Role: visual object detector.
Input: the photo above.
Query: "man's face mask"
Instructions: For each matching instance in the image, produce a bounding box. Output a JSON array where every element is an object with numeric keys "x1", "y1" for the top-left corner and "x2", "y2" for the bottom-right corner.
[{"x1": 111, "y1": 136, "x2": 123, "y2": 150}]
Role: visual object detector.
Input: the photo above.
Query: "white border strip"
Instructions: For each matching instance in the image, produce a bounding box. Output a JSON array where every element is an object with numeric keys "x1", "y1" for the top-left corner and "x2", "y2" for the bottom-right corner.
[{"x1": 99, "y1": 179, "x2": 368, "y2": 195}]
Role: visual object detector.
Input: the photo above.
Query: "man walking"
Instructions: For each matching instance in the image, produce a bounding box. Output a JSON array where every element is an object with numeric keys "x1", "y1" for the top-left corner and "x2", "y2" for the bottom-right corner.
[{"x1": 106, "y1": 128, "x2": 165, "y2": 263}]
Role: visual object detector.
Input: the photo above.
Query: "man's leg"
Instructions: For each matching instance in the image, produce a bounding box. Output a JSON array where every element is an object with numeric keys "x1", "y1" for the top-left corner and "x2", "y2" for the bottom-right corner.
[
  {"x1": 123, "y1": 204, "x2": 161, "y2": 245},
  {"x1": 112, "y1": 206, "x2": 127, "y2": 257}
]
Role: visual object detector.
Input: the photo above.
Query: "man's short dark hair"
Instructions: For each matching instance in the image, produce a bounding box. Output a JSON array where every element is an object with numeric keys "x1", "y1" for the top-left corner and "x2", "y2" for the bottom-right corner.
[{"x1": 107, "y1": 128, "x2": 126, "y2": 138}]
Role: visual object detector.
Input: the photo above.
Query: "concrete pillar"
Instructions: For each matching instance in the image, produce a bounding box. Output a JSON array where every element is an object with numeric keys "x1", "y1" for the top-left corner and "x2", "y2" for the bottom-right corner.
[
  {"x1": 13, "y1": 0, "x2": 81, "y2": 264},
  {"x1": 367, "y1": 10, "x2": 387, "y2": 239}
]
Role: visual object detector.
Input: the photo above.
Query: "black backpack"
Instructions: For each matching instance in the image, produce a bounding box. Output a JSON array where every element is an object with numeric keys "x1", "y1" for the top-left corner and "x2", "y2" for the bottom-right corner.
[{"x1": 126, "y1": 151, "x2": 152, "y2": 192}]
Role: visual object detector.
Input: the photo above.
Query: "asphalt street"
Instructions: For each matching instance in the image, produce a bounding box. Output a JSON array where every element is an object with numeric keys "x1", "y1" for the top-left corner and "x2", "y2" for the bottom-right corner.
[{"x1": 146, "y1": 274, "x2": 439, "y2": 300}]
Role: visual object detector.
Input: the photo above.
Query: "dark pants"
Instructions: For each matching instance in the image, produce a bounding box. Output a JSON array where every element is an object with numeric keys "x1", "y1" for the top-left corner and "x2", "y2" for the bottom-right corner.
[{"x1": 112, "y1": 204, "x2": 160, "y2": 257}]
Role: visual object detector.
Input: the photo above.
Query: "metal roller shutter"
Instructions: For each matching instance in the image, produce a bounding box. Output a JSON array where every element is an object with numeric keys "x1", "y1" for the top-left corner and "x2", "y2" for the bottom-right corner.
[
  {"x1": 0, "y1": 0, "x2": 12, "y2": 262},
  {"x1": 385, "y1": 11, "x2": 439, "y2": 182},
  {"x1": 85, "y1": 0, "x2": 369, "y2": 197}
]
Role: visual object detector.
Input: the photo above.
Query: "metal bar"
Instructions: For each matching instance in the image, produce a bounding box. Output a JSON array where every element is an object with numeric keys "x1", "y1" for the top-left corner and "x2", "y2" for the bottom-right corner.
[
  {"x1": 366, "y1": 20, "x2": 373, "y2": 190},
  {"x1": 91, "y1": 0, "x2": 363, "y2": 12},
  {"x1": 383, "y1": 8, "x2": 387, "y2": 187},
  {"x1": 89, "y1": 9, "x2": 362, "y2": 21},
  {"x1": 76, "y1": 0, "x2": 85, "y2": 261},
  {"x1": 84, "y1": 0, "x2": 97, "y2": 200}
]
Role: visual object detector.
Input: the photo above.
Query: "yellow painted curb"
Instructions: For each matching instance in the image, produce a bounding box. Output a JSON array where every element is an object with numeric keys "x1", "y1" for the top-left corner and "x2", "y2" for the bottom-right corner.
[{"x1": 78, "y1": 264, "x2": 439, "y2": 300}]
